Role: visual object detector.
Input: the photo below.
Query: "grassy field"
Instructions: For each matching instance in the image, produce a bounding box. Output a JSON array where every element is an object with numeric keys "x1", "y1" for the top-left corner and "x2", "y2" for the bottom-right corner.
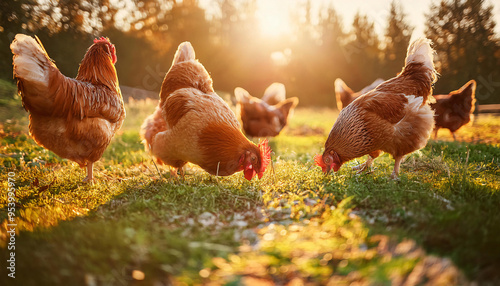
[{"x1": 1, "y1": 84, "x2": 500, "y2": 285}]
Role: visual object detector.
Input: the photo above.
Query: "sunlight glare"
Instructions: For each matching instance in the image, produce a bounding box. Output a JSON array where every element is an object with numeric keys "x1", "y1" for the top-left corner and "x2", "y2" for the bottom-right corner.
[{"x1": 256, "y1": 0, "x2": 292, "y2": 37}]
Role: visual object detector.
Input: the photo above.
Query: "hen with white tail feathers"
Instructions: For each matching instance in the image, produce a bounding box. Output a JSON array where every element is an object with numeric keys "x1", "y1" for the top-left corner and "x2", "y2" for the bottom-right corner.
[
  {"x1": 11, "y1": 34, "x2": 125, "y2": 182},
  {"x1": 140, "y1": 42, "x2": 271, "y2": 180},
  {"x1": 315, "y1": 38, "x2": 437, "y2": 179}
]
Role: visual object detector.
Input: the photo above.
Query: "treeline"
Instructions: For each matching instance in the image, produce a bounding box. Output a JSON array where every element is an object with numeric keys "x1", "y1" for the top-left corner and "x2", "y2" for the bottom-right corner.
[{"x1": 1, "y1": 0, "x2": 499, "y2": 106}]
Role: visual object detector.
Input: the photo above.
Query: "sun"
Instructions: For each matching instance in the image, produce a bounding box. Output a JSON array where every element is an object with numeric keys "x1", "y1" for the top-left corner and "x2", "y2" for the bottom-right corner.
[{"x1": 256, "y1": 0, "x2": 292, "y2": 37}]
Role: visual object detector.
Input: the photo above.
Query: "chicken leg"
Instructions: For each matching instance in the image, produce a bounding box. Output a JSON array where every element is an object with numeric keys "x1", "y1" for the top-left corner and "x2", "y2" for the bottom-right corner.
[
  {"x1": 168, "y1": 167, "x2": 185, "y2": 180},
  {"x1": 390, "y1": 156, "x2": 403, "y2": 180},
  {"x1": 83, "y1": 162, "x2": 94, "y2": 182},
  {"x1": 177, "y1": 167, "x2": 185, "y2": 179},
  {"x1": 451, "y1": 131, "x2": 457, "y2": 141},
  {"x1": 352, "y1": 150, "x2": 381, "y2": 173}
]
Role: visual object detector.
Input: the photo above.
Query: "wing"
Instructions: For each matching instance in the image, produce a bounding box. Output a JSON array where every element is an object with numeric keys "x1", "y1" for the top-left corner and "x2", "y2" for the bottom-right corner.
[
  {"x1": 163, "y1": 88, "x2": 240, "y2": 130},
  {"x1": 334, "y1": 78, "x2": 355, "y2": 110},
  {"x1": 275, "y1": 97, "x2": 299, "y2": 122},
  {"x1": 50, "y1": 74, "x2": 124, "y2": 123},
  {"x1": 354, "y1": 90, "x2": 408, "y2": 125}
]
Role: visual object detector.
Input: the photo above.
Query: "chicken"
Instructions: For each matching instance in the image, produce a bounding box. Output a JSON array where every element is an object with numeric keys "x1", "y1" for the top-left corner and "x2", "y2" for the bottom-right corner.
[
  {"x1": 315, "y1": 38, "x2": 437, "y2": 179},
  {"x1": 11, "y1": 34, "x2": 125, "y2": 182},
  {"x1": 234, "y1": 83, "x2": 299, "y2": 137},
  {"x1": 431, "y1": 80, "x2": 476, "y2": 140},
  {"x1": 335, "y1": 78, "x2": 384, "y2": 110},
  {"x1": 140, "y1": 42, "x2": 271, "y2": 180}
]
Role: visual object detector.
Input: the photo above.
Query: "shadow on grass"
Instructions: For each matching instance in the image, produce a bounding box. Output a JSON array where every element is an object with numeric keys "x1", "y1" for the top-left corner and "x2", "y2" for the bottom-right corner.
[{"x1": 0, "y1": 162, "x2": 267, "y2": 285}]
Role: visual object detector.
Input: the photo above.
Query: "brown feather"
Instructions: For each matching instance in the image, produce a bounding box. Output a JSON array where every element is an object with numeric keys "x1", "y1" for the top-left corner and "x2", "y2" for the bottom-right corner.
[
  {"x1": 431, "y1": 80, "x2": 476, "y2": 134},
  {"x1": 140, "y1": 106, "x2": 167, "y2": 150},
  {"x1": 161, "y1": 90, "x2": 194, "y2": 127},
  {"x1": 198, "y1": 122, "x2": 259, "y2": 176},
  {"x1": 377, "y1": 63, "x2": 434, "y2": 104},
  {"x1": 159, "y1": 61, "x2": 213, "y2": 104},
  {"x1": 11, "y1": 35, "x2": 125, "y2": 169}
]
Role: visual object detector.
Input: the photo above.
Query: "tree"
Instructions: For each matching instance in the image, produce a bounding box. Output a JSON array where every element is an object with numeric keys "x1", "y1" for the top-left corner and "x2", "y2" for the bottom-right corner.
[
  {"x1": 314, "y1": 6, "x2": 348, "y2": 106},
  {"x1": 283, "y1": 1, "x2": 340, "y2": 106},
  {"x1": 426, "y1": 0, "x2": 500, "y2": 104},
  {"x1": 384, "y1": 0, "x2": 414, "y2": 78},
  {"x1": 0, "y1": 0, "x2": 39, "y2": 79},
  {"x1": 343, "y1": 12, "x2": 382, "y2": 91}
]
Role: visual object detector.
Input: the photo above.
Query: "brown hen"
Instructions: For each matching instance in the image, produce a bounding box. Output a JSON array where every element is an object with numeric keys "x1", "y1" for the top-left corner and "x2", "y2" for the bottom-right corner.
[
  {"x1": 431, "y1": 80, "x2": 476, "y2": 140},
  {"x1": 235, "y1": 83, "x2": 298, "y2": 137},
  {"x1": 141, "y1": 42, "x2": 271, "y2": 180},
  {"x1": 11, "y1": 34, "x2": 125, "y2": 182},
  {"x1": 315, "y1": 39, "x2": 437, "y2": 179}
]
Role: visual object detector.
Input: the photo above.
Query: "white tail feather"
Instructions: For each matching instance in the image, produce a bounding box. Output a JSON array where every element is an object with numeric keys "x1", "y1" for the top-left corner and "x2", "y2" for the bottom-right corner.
[
  {"x1": 262, "y1": 82, "x2": 286, "y2": 104},
  {"x1": 234, "y1": 87, "x2": 251, "y2": 104},
  {"x1": 334, "y1": 78, "x2": 346, "y2": 93},
  {"x1": 394, "y1": 95, "x2": 435, "y2": 150},
  {"x1": 10, "y1": 34, "x2": 49, "y2": 88},
  {"x1": 405, "y1": 95, "x2": 424, "y2": 111},
  {"x1": 172, "y1": 41, "x2": 196, "y2": 66},
  {"x1": 405, "y1": 38, "x2": 435, "y2": 72}
]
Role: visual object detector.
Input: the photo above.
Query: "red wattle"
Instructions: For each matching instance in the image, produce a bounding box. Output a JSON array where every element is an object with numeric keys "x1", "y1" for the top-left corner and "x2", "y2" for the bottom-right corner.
[{"x1": 244, "y1": 168, "x2": 255, "y2": 180}]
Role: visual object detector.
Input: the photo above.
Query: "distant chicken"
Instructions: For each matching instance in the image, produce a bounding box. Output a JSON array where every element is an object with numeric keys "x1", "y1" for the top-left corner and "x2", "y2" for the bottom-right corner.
[
  {"x1": 141, "y1": 42, "x2": 271, "y2": 180},
  {"x1": 315, "y1": 39, "x2": 437, "y2": 179},
  {"x1": 335, "y1": 78, "x2": 384, "y2": 110},
  {"x1": 11, "y1": 34, "x2": 125, "y2": 182},
  {"x1": 234, "y1": 83, "x2": 299, "y2": 137},
  {"x1": 431, "y1": 80, "x2": 476, "y2": 140}
]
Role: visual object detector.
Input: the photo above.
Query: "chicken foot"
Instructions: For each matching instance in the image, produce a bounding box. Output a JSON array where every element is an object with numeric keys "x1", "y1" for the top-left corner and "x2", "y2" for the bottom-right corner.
[
  {"x1": 352, "y1": 158, "x2": 375, "y2": 173},
  {"x1": 390, "y1": 156, "x2": 403, "y2": 180},
  {"x1": 169, "y1": 167, "x2": 185, "y2": 180},
  {"x1": 83, "y1": 162, "x2": 94, "y2": 182},
  {"x1": 352, "y1": 150, "x2": 381, "y2": 174}
]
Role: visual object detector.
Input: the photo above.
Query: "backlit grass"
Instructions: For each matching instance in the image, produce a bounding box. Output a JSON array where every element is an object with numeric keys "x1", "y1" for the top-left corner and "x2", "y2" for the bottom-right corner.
[{"x1": 0, "y1": 94, "x2": 499, "y2": 285}]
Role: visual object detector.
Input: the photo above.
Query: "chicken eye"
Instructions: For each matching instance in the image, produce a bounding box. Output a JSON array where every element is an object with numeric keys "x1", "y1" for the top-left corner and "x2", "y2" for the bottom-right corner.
[
  {"x1": 324, "y1": 156, "x2": 331, "y2": 164},
  {"x1": 251, "y1": 156, "x2": 257, "y2": 162}
]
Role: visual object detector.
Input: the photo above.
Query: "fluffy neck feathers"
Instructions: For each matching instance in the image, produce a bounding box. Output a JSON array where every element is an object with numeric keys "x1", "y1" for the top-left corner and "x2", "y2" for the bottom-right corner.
[{"x1": 76, "y1": 43, "x2": 119, "y2": 92}]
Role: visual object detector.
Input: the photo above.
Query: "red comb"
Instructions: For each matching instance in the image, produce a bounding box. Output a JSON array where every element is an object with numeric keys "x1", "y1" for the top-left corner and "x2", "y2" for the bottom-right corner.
[
  {"x1": 258, "y1": 139, "x2": 271, "y2": 179},
  {"x1": 94, "y1": 36, "x2": 110, "y2": 44},
  {"x1": 93, "y1": 36, "x2": 117, "y2": 64},
  {"x1": 314, "y1": 154, "x2": 327, "y2": 173},
  {"x1": 314, "y1": 154, "x2": 326, "y2": 167}
]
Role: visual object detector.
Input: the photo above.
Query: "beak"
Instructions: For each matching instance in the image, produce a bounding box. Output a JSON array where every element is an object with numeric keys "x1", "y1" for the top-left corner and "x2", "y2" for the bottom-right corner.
[{"x1": 325, "y1": 164, "x2": 332, "y2": 174}]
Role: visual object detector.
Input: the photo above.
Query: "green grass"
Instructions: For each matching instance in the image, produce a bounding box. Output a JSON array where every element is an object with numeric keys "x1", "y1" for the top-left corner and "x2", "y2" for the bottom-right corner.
[{"x1": 0, "y1": 89, "x2": 499, "y2": 285}]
